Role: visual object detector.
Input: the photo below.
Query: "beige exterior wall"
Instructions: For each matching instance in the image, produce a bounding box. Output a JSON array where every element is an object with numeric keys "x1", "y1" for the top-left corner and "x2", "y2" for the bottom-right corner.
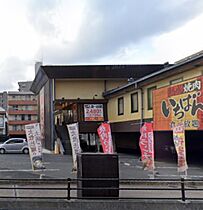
[
  {"x1": 55, "y1": 80, "x2": 105, "y2": 99},
  {"x1": 55, "y1": 79, "x2": 128, "y2": 100},
  {"x1": 105, "y1": 80, "x2": 127, "y2": 91},
  {"x1": 108, "y1": 68, "x2": 203, "y2": 123},
  {"x1": 108, "y1": 90, "x2": 141, "y2": 123}
]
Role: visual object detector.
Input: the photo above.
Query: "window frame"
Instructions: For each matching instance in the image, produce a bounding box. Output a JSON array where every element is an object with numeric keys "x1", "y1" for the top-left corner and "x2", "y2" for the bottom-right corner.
[
  {"x1": 28, "y1": 114, "x2": 31, "y2": 121},
  {"x1": 131, "y1": 92, "x2": 138, "y2": 113},
  {"x1": 147, "y1": 86, "x2": 156, "y2": 110},
  {"x1": 170, "y1": 77, "x2": 183, "y2": 85},
  {"x1": 118, "y1": 97, "x2": 124, "y2": 115},
  {"x1": 13, "y1": 105, "x2": 18, "y2": 110}
]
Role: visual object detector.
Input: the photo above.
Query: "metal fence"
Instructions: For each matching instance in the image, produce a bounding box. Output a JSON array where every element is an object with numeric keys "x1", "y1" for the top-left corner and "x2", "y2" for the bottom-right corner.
[{"x1": 0, "y1": 178, "x2": 202, "y2": 201}]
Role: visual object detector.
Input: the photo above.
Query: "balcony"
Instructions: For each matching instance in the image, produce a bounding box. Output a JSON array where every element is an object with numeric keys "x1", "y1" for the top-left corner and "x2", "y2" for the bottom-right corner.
[
  {"x1": 8, "y1": 110, "x2": 38, "y2": 115},
  {"x1": 8, "y1": 100, "x2": 37, "y2": 105},
  {"x1": 8, "y1": 120, "x2": 38, "y2": 125},
  {"x1": 8, "y1": 130, "x2": 26, "y2": 135}
]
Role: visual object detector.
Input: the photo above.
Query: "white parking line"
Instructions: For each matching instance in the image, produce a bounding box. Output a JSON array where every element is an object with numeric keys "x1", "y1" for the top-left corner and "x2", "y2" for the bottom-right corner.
[
  {"x1": 156, "y1": 166, "x2": 201, "y2": 170},
  {"x1": 156, "y1": 174, "x2": 203, "y2": 178},
  {"x1": 124, "y1": 163, "x2": 130, "y2": 166},
  {"x1": 0, "y1": 169, "x2": 59, "y2": 172}
]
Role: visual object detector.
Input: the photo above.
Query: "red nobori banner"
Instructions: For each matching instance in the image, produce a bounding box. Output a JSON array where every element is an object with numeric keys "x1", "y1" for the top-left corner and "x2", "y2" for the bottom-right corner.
[
  {"x1": 84, "y1": 104, "x2": 104, "y2": 121},
  {"x1": 173, "y1": 123, "x2": 188, "y2": 173},
  {"x1": 153, "y1": 76, "x2": 203, "y2": 130},
  {"x1": 97, "y1": 122, "x2": 113, "y2": 154},
  {"x1": 139, "y1": 122, "x2": 155, "y2": 171}
]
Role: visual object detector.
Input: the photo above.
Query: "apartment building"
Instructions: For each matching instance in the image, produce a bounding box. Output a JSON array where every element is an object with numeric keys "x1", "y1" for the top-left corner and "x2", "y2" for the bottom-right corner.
[
  {"x1": 0, "y1": 107, "x2": 7, "y2": 141},
  {"x1": 18, "y1": 81, "x2": 32, "y2": 92},
  {"x1": 7, "y1": 91, "x2": 38, "y2": 138},
  {"x1": 0, "y1": 91, "x2": 7, "y2": 111}
]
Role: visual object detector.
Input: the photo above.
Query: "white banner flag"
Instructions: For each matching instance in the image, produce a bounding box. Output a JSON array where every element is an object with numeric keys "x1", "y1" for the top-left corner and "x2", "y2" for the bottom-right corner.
[
  {"x1": 25, "y1": 123, "x2": 45, "y2": 170},
  {"x1": 67, "y1": 123, "x2": 81, "y2": 171}
]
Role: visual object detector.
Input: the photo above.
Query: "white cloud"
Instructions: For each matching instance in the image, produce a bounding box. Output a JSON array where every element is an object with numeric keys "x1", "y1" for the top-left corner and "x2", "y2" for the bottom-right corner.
[
  {"x1": 0, "y1": 0, "x2": 202, "y2": 91},
  {"x1": 53, "y1": 0, "x2": 87, "y2": 42},
  {"x1": 89, "y1": 7, "x2": 203, "y2": 64},
  {"x1": 0, "y1": 57, "x2": 27, "y2": 91},
  {"x1": 151, "y1": 13, "x2": 203, "y2": 63},
  {"x1": 0, "y1": 1, "x2": 39, "y2": 61},
  {"x1": 40, "y1": 0, "x2": 203, "y2": 64}
]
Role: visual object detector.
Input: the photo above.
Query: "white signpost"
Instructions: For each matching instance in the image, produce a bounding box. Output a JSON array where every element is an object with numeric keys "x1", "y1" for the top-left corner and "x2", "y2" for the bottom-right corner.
[
  {"x1": 67, "y1": 123, "x2": 81, "y2": 171},
  {"x1": 25, "y1": 123, "x2": 45, "y2": 170}
]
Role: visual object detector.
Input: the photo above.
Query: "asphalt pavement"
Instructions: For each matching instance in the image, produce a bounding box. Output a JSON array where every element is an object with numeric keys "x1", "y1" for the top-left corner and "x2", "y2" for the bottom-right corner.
[{"x1": 0, "y1": 152, "x2": 202, "y2": 180}]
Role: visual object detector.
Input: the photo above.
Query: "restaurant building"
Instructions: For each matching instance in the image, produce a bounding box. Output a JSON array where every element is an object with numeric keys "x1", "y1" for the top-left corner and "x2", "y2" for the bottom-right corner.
[
  {"x1": 30, "y1": 64, "x2": 164, "y2": 152},
  {"x1": 103, "y1": 51, "x2": 203, "y2": 163}
]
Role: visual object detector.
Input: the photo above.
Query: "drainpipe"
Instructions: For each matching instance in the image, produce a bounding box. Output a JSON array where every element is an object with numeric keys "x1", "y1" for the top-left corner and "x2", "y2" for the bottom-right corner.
[
  {"x1": 140, "y1": 87, "x2": 144, "y2": 129},
  {"x1": 104, "y1": 80, "x2": 107, "y2": 92},
  {"x1": 50, "y1": 79, "x2": 54, "y2": 151}
]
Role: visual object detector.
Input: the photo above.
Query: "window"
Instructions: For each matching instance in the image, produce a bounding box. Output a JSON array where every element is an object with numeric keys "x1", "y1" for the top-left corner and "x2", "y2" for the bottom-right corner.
[
  {"x1": 24, "y1": 105, "x2": 29, "y2": 110},
  {"x1": 17, "y1": 125, "x2": 21, "y2": 131},
  {"x1": 6, "y1": 140, "x2": 17, "y2": 144},
  {"x1": 147, "y1": 86, "x2": 156, "y2": 110},
  {"x1": 28, "y1": 114, "x2": 31, "y2": 120},
  {"x1": 13, "y1": 105, "x2": 18, "y2": 110},
  {"x1": 170, "y1": 77, "x2": 183, "y2": 85},
  {"x1": 25, "y1": 95, "x2": 30, "y2": 100},
  {"x1": 118, "y1": 97, "x2": 124, "y2": 115},
  {"x1": 6, "y1": 139, "x2": 23, "y2": 144},
  {"x1": 21, "y1": 115, "x2": 25, "y2": 120},
  {"x1": 131, "y1": 92, "x2": 138, "y2": 113}
]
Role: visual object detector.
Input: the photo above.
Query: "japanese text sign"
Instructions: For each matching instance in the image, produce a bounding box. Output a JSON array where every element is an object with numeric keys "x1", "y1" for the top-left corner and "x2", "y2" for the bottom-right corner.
[
  {"x1": 173, "y1": 123, "x2": 188, "y2": 172},
  {"x1": 25, "y1": 123, "x2": 43, "y2": 170},
  {"x1": 67, "y1": 123, "x2": 81, "y2": 171},
  {"x1": 153, "y1": 76, "x2": 203, "y2": 130},
  {"x1": 97, "y1": 122, "x2": 114, "y2": 154},
  {"x1": 139, "y1": 122, "x2": 155, "y2": 171},
  {"x1": 84, "y1": 104, "x2": 104, "y2": 121}
]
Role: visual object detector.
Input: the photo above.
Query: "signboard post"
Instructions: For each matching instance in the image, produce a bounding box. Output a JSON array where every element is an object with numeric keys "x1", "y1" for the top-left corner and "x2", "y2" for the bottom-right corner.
[
  {"x1": 25, "y1": 123, "x2": 45, "y2": 170},
  {"x1": 97, "y1": 122, "x2": 114, "y2": 154},
  {"x1": 39, "y1": 88, "x2": 45, "y2": 143},
  {"x1": 67, "y1": 123, "x2": 81, "y2": 171}
]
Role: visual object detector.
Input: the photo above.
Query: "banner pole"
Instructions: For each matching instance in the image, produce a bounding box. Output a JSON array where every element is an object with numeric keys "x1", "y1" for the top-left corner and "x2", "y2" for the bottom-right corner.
[
  {"x1": 152, "y1": 169, "x2": 155, "y2": 179},
  {"x1": 185, "y1": 169, "x2": 188, "y2": 178}
]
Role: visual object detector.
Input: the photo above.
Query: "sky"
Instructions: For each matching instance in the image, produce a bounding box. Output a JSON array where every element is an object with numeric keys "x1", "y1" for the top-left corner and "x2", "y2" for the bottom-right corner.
[{"x1": 0, "y1": 0, "x2": 202, "y2": 91}]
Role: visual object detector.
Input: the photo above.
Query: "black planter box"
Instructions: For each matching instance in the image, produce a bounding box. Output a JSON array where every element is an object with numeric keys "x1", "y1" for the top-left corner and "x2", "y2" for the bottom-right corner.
[{"x1": 77, "y1": 153, "x2": 119, "y2": 198}]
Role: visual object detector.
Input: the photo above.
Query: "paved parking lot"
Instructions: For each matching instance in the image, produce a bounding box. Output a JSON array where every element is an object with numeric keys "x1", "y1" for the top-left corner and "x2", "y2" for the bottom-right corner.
[{"x1": 0, "y1": 152, "x2": 202, "y2": 179}]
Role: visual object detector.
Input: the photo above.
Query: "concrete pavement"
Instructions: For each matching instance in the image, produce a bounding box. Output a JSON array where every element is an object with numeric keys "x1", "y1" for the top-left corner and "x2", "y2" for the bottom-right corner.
[
  {"x1": 0, "y1": 153, "x2": 202, "y2": 210},
  {"x1": 0, "y1": 152, "x2": 202, "y2": 179}
]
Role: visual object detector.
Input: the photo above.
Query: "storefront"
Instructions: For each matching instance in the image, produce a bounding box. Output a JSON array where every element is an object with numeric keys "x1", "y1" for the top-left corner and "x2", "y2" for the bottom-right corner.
[
  {"x1": 54, "y1": 99, "x2": 107, "y2": 152},
  {"x1": 153, "y1": 76, "x2": 203, "y2": 163},
  {"x1": 31, "y1": 64, "x2": 163, "y2": 152}
]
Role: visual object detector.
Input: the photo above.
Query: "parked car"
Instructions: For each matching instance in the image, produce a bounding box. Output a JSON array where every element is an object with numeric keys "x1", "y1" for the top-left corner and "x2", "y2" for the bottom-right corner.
[{"x1": 0, "y1": 138, "x2": 29, "y2": 154}]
